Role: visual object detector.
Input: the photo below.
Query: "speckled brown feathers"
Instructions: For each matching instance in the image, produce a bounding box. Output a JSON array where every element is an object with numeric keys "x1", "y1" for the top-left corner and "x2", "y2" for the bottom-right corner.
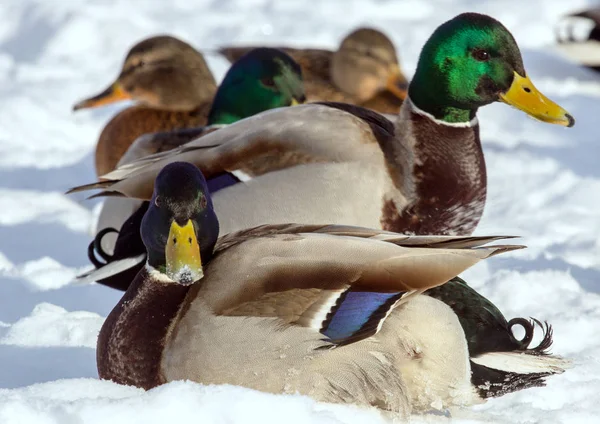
[
  {"x1": 219, "y1": 47, "x2": 332, "y2": 81},
  {"x1": 95, "y1": 103, "x2": 211, "y2": 176},
  {"x1": 381, "y1": 113, "x2": 486, "y2": 236},
  {"x1": 97, "y1": 266, "x2": 190, "y2": 389},
  {"x1": 219, "y1": 45, "x2": 404, "y2": 114}
]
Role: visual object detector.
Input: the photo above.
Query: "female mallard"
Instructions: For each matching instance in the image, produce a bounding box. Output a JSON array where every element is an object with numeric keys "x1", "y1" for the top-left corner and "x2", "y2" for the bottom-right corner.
[
  {"x1": 73, "y1": 35, "x2": 218, "y2": 177},
  {"x1": 98, "y1": 162, "x2": 566, "y2": 417},
  {"x1": 83, "y1": 46, "x2": 306, "y2": 290},
  {"x1": 220, "y1": 27, "x2": 408, "y2": 114},
  {"x1": 556, "y1": 7, "x2": 600, "y2": 71}
]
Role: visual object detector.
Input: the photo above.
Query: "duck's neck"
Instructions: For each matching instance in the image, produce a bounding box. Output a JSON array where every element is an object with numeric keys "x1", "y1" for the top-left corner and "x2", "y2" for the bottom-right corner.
[
  {"x1": 381, "y1": 98, "x2": 486, "y2": 235},
  {"x1": 97, "y1": 265, "x2": 190, "y2": 390}
]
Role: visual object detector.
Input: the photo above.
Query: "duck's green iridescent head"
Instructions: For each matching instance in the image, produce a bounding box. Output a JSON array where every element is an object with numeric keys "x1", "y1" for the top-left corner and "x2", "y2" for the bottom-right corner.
[
  {"x1": 409, "y1": 13, "x2": 574, "y2": 127},
  {"x1": 208, "y1": 48, "x2": 305, "y2": 125}
]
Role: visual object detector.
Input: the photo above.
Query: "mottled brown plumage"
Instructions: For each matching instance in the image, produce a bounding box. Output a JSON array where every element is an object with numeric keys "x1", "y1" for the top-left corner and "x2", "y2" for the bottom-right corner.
[
  {"x1": 95, "y1": 104, "x2": 211, "y2": 176},
  {"x1": 73, "y1": 35, "x2": 217, "y2": 177},
  {"x1": 219, "y1": 27, "x2": 407, "y2": 114}
]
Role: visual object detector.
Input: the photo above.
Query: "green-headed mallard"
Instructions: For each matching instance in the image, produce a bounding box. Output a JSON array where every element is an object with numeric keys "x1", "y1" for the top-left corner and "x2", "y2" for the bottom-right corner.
[
  {"x1": 220, "y1": 27, "x2": 408, "y2": 114},
  {"x1": 97, "y1": 162, "x2": 567, "y2": 417},
  {"x1": 83, "y1": 46, "x2": 306, "y2": 290}
]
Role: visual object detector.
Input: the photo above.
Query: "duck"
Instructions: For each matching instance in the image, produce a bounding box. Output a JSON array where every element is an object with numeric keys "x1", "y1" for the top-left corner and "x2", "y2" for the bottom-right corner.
[
  {"x1": 98, "y1": 161, "x2": 567, "y2": 417},
  {"x1": 83, "y1": 46, "x2": 306, "y2": 290},
  {"x1": 219, "y1": 27, "x2": 408, "y2": 114},
  {"x1": 73, "y1": 35, "x2": 218, "y2": 177},
  {"x1": 555, "y1": 7, "x2": 600, "y2": 72}
]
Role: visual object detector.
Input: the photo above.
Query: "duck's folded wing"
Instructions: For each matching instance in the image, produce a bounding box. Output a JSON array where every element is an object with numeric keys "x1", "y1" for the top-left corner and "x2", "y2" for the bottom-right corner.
[
  {"x1": 67, "y1": 104, "x2": 391, "y2": 200},
  {"x1": 117, "y1": 126, "x2": 221, "y2": 168},
  {"x1": 202, "y1": 228, "x2": 523, "y2": 346},
  {"x1": 219, "y1": 47, "x2": 332, "y2": 81}
]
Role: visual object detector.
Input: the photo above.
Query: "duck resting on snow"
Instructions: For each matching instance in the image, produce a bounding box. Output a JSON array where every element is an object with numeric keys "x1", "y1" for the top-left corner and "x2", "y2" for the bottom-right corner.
[{"x1": 97, "y1": 162, "x2": 568, "y2": 417}]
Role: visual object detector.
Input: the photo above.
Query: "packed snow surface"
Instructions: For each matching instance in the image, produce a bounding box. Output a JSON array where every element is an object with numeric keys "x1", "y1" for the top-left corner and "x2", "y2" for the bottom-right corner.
[{"x1": 1, "y1": 0, "x2": 599, "y2": 423}]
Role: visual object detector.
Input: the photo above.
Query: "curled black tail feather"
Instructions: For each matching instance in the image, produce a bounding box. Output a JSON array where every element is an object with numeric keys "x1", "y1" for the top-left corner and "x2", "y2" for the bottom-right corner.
[
  {"x1": 472, "y1": 317, "x2": 561, "y2": 399},
  {"x1": 80, "y1": 202, "x2": 149, "y2": 291},
  {"x1": 87, "y1": 228, "x2": 119, "y2": 268},
  {"x1": 508, "y1": 317, "x2": 554, "y2": 355}
]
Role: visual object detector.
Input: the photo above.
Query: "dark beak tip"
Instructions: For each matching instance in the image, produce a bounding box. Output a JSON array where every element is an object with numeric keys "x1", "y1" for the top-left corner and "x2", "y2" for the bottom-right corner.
[{"x1": 565, "y1": 113, "x2": 575, "y2": 128}]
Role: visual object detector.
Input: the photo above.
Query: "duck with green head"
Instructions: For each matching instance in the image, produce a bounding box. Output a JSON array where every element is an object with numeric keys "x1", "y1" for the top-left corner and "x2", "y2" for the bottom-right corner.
[
  {"x1": 76, "y1": 13, "x2": 571, "y2": 397},
  {"x1": 97, "y1": 162, "x2": 566, "y2": 416},
  {"x1": 409, "y1": 16, "x2": 573, "y2": 125},
  {"x1": 84, "y1": 47, "x2": 305, "y2": 291}
]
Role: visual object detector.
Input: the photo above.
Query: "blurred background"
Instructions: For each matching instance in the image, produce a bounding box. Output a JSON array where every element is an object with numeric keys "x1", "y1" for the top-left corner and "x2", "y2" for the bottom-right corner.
[{"x1": 0, "y1": 0, "x2": 599, "y2": 422}]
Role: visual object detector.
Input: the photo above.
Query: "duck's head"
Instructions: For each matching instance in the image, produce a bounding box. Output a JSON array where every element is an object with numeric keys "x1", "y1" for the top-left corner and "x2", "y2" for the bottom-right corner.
[
  {"x1": 409, "y1": 13, "x2": 574, "y2": 126},
  {"x1": 73, "y1": 35, "x2": 217, "y2": 112},
  {"x1": 331, "y1": 27, "x2": 408, "y2": 103},
  {"x1": 207, "y1": 48, "x2": 305, "y2": 125},
  {"x1": 141, "y1": 162, "x2": 219, "y2": 285}
]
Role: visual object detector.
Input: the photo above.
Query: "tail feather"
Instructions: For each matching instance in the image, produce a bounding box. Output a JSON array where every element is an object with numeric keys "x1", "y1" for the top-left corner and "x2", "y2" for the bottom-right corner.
[
  {"x1": 508, "y1": 317, "x2": 554, "y2": 354},
  {"x1": 470, "y1": 361, "x2": 564, "y2": 399},
  {"x1": 470, "y1": 319, "x2": 569, "y2": 398},
  {"x1": 74, "y1": 255, "x2": 146, "y2": 285}
]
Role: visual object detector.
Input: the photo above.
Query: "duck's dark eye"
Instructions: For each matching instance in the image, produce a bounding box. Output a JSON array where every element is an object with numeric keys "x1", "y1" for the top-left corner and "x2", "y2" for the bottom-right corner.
[
  {"x1": 154, "y1": 196, "x2": 161, "y2": 207},
  {"x1": 199, "y1": 194, "x2": 207, "y2": 209},
  {"x1": 471, "y1": 49, "x2": 490, "y2": 62},
  {"x1": 261, "y1": 76, "x2": 276, "y2": 88}
]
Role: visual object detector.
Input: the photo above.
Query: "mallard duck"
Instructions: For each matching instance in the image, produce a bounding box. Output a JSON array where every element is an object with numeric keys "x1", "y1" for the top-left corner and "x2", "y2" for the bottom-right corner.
[
  {"x1": 97, "y1": 162, "x2": 567, "y2": 417},
  {"x1": 220, "y1": 27, "x2": 408, "y2": 114},
  {"x1": 555, "y1": 8, "x2": 600, "y2": 71},
  {"x1": 85, "y1": 46, "x2": 306, "y2": 290},
  {"x1": 73, "y1": 35, "x2": 218, "y2": 177}
]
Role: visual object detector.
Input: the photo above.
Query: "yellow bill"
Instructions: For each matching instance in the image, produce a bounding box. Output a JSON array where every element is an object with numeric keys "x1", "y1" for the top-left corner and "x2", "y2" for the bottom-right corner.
[
  {"x1": 165, "y1": 219, "x2": 203, "y2": 285},
  {"x1": 386, "y1": 64, "x2": 409, "y2": 101},
  {"x1": 499, "y1": 72, "x2": 574, "y2": 127},
  {"x1": 73, "y1": 82, "x2": 131, "y2": 111}
]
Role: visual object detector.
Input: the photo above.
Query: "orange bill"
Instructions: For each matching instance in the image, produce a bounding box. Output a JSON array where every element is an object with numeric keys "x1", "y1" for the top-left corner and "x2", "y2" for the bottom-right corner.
[
  {"x1": 386, "y1": 64, "x2": 409, "y2": 100},
  {"x1": 73, "y1": 82, "x2": 131, "y2": 111}
]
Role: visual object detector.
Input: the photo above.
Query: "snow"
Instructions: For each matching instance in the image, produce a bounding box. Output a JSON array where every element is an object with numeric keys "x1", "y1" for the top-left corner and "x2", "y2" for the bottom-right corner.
[
  {"x1": 0, "y1": 0, "x2": 599, "y2": 423},
  {"x1": 0, "y1": 303, "x2": 103, "y2": 348}
]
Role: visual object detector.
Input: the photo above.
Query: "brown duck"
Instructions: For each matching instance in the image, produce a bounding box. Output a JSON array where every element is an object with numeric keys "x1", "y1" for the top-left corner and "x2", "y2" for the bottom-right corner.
[{"x1": 73, "y1": 35, "x2": 217, "y2": 177}]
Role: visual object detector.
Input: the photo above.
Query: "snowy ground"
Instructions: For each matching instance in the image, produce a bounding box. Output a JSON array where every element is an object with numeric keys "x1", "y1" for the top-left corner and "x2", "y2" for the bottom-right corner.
[{"x1": 1, "y1": 0, "x2": 599, "y2": 423}]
